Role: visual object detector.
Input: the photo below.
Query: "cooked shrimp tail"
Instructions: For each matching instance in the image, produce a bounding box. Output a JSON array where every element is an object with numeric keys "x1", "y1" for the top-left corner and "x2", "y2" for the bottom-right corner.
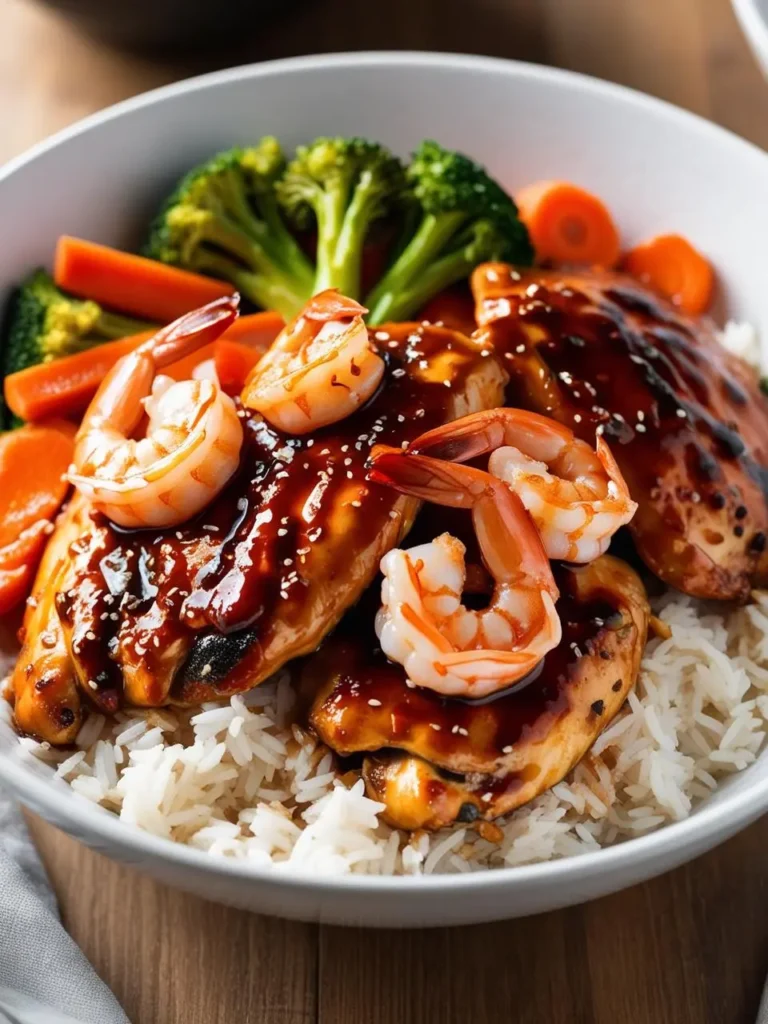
[
  {"x1": 406, "y1": 408, "x2": 637, "y2": 562},
  {"x1": 69, "y1": 294, "x2": 244, "y2": 529},
  {"x1": 368, "y1": 448, "x2": 561, "y2": 699},
  {"x1": 241, "y1": 288, "x2": 384, "y2": 434}
]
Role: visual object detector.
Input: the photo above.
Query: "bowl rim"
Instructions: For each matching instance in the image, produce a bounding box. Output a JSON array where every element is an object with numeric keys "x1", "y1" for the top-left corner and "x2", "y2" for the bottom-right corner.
[
  {"x1": 733, "y1": 0, "x2": 768, "y2": 68},
  {"x1": 3, "y1": 49, "x2": 768, "y2": 894}
]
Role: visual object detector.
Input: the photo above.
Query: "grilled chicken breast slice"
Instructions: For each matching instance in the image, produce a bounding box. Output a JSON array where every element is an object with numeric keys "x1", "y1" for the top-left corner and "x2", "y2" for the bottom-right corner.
[
  {"x1": 308, "y1": 555, "x2": 649, "y2": 828},
  {"x1": 471, "y1": 263, "x2": 768, "y2": 601}
]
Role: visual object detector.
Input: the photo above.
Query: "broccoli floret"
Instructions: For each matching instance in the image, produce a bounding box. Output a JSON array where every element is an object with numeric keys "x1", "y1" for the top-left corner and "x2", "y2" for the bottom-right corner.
[
  {"x1": 4, "y1": 270, "x2": 150, "y2": 378},
  {"x1": 364, "y1": 140, "x2": 533, "y2": 325},
  {"x1": 144, "y1": 139, "x2": 315, "y2": 320},
  {"x1": 277, "y1": 137, "x2": 406, "y2": 301}
]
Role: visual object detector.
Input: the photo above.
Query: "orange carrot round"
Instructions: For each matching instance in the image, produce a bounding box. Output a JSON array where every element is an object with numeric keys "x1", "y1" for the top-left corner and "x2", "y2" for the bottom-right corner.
[
  {"x1": 623, "y1": 233, "x2": 714, "y2": 315},
  {"x1": 516, "y1": 181, "x2": 621, "y2": 268}
]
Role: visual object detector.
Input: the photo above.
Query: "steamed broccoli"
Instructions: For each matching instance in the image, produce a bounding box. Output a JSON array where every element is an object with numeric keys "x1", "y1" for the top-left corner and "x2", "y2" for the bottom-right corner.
[
  {"x1": 277, "y1": 137, "x2": 406, "y2": 300},
  {"x1": 4, "y1": 269, "x2": 151, "y2": 378},
  {"x1": 143, "y1": 139, "x2": 315, "y2": 320},
  {"x1": 364, "y1": 140, "x2": 533, "y2": 325}
]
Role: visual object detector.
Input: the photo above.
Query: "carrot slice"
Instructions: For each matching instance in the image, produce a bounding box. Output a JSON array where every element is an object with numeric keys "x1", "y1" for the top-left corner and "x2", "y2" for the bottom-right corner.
[
  {"x1": 623, "y1": 234, "x2": 714, "y2": 315},
  {"x1": 223, "y1": 310, "x2": 284, "y2": 350},
  {"x1": 214, "y1": 340, "x2": 263, "y2": 396},
  {"x1": 0, "y1": 421, "x2": 75, "y2": 612},
  {"x1": 54, "y1": 236, "x2": 234, "y2": 324},
  {"x1": 4, "y1": 331, "x2": 155, "y2": 423},
  {"x1": 4, "y1": 313, "x2": 283, "y2": 424},
  {"x1": 516, "y1": 181, "x2": 621, "y2": 268}
]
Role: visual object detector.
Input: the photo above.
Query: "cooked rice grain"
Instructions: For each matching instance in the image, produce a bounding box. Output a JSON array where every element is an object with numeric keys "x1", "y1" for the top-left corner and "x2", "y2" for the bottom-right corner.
[{"x1": 14, "y1": 590, "x2": 768, "y2": 875}]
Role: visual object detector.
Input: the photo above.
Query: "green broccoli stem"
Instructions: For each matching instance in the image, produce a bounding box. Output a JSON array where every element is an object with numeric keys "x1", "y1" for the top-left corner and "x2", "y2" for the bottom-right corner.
[
  {"x1": 313, "y1": 184, "x2": 353, "y2": 294},
  {"x1": 96, "y1": 310, "x2": 156, "y2": 338},
  {"x1": 195, "y1": 250, "x2": 309, "y2": 320},
  {"x1": 364, "y1": 210, "x2": 468, "y2": 324},
  {"x1": 195, "y1": 219, "x2": 312, "y2": 318},
  {"x1": 366, "y1": 246, "x2": 477, "y2": 326},
  {"x1": 323, "y1": 174, "x2": 383, "y2": 299},
  {"x1": 255, "y1": 195, "x2": 316, "y2": 290}
]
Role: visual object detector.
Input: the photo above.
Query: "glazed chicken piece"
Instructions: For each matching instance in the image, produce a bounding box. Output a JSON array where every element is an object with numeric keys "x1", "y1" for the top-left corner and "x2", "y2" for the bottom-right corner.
[
  {"x1": 472, "y1": 263, "x2": 768, "y2": 601},
  {"x1": 13, "y1": 321, "x2": 505, "y2": 743},
  {"x1": 307, "y1": 554, "x2": 649, "y2": 829}
]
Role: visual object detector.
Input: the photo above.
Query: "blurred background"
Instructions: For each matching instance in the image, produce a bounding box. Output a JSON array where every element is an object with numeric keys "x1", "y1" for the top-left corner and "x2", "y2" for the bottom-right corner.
[{"x1": 3, "y1": 0, "x2": 768, "y2": 167}]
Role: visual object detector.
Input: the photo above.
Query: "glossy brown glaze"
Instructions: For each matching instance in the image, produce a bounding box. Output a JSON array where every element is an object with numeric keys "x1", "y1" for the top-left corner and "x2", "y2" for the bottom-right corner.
[
  {"x1": 13, "y1": 324, "x2": 506, "y2": 743},
  {"x1": 307, "y1": 554, "x2": 649, "y2": 828},
  {"x1": 471, "y1": 263, "x2": 768, "y2": 601}
]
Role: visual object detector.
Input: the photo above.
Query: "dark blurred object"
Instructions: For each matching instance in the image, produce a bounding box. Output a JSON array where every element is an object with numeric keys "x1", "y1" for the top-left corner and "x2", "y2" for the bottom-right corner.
[{"x1": 36, "y1": 0, "x2": 281, "y2": 52}]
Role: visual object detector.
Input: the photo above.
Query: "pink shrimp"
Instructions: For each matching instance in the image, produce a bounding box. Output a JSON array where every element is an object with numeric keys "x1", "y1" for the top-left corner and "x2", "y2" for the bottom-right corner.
[
  {"x1": 69, "y1": 295, "x2": 244, "y2": 529},
  {"x1": 409, "y1": 408, "x2": 637, "y2": 562},
  {"x1": 367, "y1": 448, "x2": 561, "y2": 699}
]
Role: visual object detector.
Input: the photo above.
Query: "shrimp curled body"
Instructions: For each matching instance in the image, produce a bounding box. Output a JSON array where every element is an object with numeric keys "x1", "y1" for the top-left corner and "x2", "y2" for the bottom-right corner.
[
  {"x1": 369, "y1": 451, "x2": 562, "y2": 699},
  {"x1": 410, "y1": 408, "x2": 638, "y2": 563},
  {"x1": 241, "y1": 289, "x2": 384, "y2": 434},
  {"x1": 69, "y1": 295, "x2": 244, "y2": 529}
]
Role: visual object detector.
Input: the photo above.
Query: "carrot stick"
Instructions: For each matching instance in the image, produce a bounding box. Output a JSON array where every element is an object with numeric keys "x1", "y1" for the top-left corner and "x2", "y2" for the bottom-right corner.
[
  {"x1": 54, "y1": 236, "x2": 234, "y2": 323},
  {"x1": 0, "y1": 421, "x2": 75, "y2": 612},
  {"x1": 516, "y1": 181, "x2": 621, "y2": 268},
  {"x1": 4, "y1": 331, "x2": 155, "y2": 423},
  {"x1": 622, "y1": 234, "x2": 714, "y2": 315},
  {"x1": 4, "y1": 313, "x2": 283, "y2": 424},
  {"x1": 214, "y1": 340, "x2": 263, "y2": 396}
]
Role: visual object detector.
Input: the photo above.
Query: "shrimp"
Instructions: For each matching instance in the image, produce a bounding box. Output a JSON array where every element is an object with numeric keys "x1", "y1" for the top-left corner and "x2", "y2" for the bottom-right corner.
[
  {"x1": 69, "y1": 295, "x2": 244, "y2": 529},
  {"x1": 408, "y1": 408, "x2": 638, "y2": 563},
  {"x1": 240, "y1": 289, "x2": 384, "y2": 434},
  {"x1": 367, "y1": 449, "x2": 561, "y2": 699}
]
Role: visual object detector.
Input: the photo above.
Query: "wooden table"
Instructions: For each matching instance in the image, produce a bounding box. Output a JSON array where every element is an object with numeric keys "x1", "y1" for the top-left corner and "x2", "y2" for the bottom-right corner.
[{"x1": 4, "y1": 0, "x2": 768, "y2": 1020}]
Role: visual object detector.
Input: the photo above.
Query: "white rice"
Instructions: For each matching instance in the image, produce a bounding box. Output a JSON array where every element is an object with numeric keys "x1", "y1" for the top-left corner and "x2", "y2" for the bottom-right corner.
[{"x1": 14, "y1": 590, "x2": 768, "y2": 876}]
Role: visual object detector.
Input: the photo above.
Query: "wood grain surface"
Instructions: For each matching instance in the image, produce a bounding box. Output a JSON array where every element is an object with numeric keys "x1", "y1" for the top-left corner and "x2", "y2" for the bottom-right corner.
[{"x1": 4, "y1": 0, "x2": 768, "y2": 1020}]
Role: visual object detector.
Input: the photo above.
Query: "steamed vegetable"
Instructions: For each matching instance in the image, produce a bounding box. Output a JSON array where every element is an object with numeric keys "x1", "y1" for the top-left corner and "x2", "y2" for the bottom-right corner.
[
  {"x1": 4, "y1": 270, "x2": 152, "y2": 381},
  {"x1": 364, "y1": 140, "x2": 533, "y2": 325},
  {"x1": 515, "y1": 180, "x2": 620, "y2": 268},
  {"x1": 623, "y1": 233, "x2": 714, "y2": 315},
  {"x1": 277, "y1": 137, "x2": 405, "y2": 300},
  {"x1": 4, "y1": 312, "x2": 283, "y2": 424},
  {"x1": 143, "y1": 139, "x2": 315, "y2": 319},
  {"x1": 0, "y1": 420, "x2": 76, "y2": 614},
  {"x1": 55, "y1": 236, "x2": 235, "y2": 324}
]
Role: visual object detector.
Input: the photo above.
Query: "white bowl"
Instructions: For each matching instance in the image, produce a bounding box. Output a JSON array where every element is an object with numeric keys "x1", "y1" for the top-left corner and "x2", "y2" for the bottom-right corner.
[
  {"x1": 733, "y1": 0, "x2": 768, "y2": 78},
  {"x1": 2, "y1": 52, "x2": 768, "y2": 928}
]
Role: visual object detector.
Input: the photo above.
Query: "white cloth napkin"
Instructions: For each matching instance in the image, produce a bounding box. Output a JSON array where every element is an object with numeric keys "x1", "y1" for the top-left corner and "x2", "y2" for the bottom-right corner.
[{"x1": 0, "y1": 789, "x2": 129, "y2": 1024}]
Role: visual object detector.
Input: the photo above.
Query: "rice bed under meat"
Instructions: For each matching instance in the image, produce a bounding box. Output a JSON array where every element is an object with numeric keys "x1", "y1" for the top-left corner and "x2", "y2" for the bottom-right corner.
[{"x1": 12, "y1": 589, "x2": 768, "y2": 876}]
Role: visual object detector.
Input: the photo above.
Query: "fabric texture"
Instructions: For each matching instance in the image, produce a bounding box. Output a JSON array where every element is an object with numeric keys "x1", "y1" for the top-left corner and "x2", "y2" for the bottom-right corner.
[{"x1": 0, "y1": 788, "x2": 129, "y2": 1024}]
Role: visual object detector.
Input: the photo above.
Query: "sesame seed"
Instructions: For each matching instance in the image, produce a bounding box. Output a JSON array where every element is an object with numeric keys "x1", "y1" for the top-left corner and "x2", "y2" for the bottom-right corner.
[
  {"x1": 388, "y1": 510, "x2": 398, "y2": 518},
  {"x1": 481, "y1": 349, "x2": 491, "y2": 357},
  {"x1": 515, "y1": 344, "x2": 526, "y2": 354},
  {"x1": 283, "y1": 558, "x2": 293, "y2": 566},
  {"x1": 676, "y1": 408, "x2": 687, "y2": 418},
  {"x1": 430, "y1": 723, "x2": 441, "y2": 731},
  {"x1": 573, "y1": 414, "x2": 582, "y2": 423},
  {"x1": 458, "y1": 727, "x2": 469, "y2": 736},
  {"x1": 443, "y1": 380, "x2": 452, "y2": 388},
  {"x1": 502, "y1": 745, "x2": 513, "y2": 754},
  {"x1": 637, "y1": 410, "x2": 645, "y2": 421},
  {"x1": 203, "y1": 524, "x2": 219, "y2": 531},
  {"x1": 88, "y1": 680, "x2": 98, "y2": 691},
  {"x1": 451, "y1": 724, "x2": 460, "y2": 734},
  {"x1": 391, "y1": 368, "x2": 406, "y2": 378},
  {"x1": 176, "y1": 532, "x2": 183, "y2": 540},
  {"x1": 110, "y1": 612, "x2": 119, "y2": 621},
  {"x1": 85, "y1": 630, "x2": 96, "y2": 641},
  {"x1": 200, "y1": 664, "x2": 212, "y2": 678},
  {"x1": 277, "y1": 528, "x2": 288, "y2": 536},
  {"x1": 635, "y1": 423, "x2": 646, "y2": 433},
  {"x1": 368, "y1": 698, "x2": 382, "y2": 707},
  {"x1": 306, "y1": 439, "x2": 314, "y2": 447},
  {"x1": 419, "y1": 359, "x2": 428, "y2": 369},
  {"x1": 350, "y1": 500, "x2": 362, "y2": 508},
  {"x1": 415, "y1": 409, "x2": 425, "y2": 418}
]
